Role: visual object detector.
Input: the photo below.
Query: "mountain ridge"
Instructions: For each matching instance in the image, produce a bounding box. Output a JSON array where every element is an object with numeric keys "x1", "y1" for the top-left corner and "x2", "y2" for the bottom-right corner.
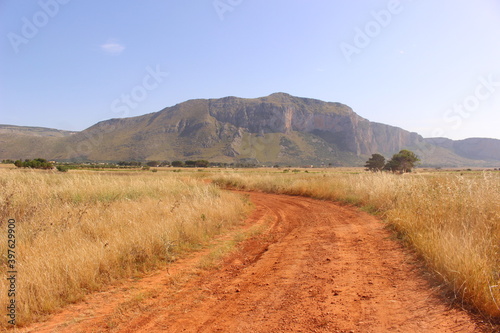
[
  {"x1": 0, "y1": 124, "x2": 77, "y2": 137},
  {"x1": 1, "y1": 93, "x2": 499, "y2": 167}
]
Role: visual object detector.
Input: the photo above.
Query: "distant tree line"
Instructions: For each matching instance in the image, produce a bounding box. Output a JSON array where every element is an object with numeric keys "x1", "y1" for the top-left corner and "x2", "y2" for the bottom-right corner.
[
  {"x1": 14, "y1": 158, "x2": 53, "y2": 169},
  {"x1": 209, "y1": 161, "x2": 260, "y2": 168},
  {"x1": 171, "y1": 160, "x2": 210, "y2": 168},
  {"x1": 169, "y1": 161, "x2": 260, "y2": 168},
  {"x1": 10, "y1": 158, "x2": 215, "y2": 170},
  {"x1": 7, "y1": 155, "x2": 422, "y2": 173},
  {"x1": 365, "y1": 150, "x2": 420, "y2": 173},
  {"x1": 117, "y1": 161, "x2": 143, "y2": 167}
]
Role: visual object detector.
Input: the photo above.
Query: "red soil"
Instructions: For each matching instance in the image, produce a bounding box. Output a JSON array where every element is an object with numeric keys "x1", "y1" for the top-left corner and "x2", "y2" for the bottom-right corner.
[{"x1": 21, "y1": 191, "x2": 483, "y2": 332}]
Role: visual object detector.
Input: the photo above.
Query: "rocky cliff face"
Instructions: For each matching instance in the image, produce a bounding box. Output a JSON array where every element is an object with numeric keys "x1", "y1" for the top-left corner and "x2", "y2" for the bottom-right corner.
[{"x1": 207, "y1": 93, "x2": 424, "y2": 157}]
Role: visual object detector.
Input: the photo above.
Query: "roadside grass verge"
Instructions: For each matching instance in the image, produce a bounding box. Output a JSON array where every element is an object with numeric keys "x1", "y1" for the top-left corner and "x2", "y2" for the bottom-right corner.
[
  {"x1": 0, "y1": 169, "x2": 249, "y2": 328},
  {"x1": 211, "y1": 171, "x2": 500, "y2": 319}
]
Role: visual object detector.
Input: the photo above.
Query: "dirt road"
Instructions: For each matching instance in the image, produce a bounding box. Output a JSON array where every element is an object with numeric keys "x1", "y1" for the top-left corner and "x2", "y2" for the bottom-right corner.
[{"x1": 22, "y1": 191, "x2": 482, "y2": 332}]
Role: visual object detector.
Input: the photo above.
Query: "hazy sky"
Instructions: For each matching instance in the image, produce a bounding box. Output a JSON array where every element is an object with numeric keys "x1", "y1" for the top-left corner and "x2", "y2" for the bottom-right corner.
[{"x1": 1, "y1": 0, "x2": 500, "y2": 140}]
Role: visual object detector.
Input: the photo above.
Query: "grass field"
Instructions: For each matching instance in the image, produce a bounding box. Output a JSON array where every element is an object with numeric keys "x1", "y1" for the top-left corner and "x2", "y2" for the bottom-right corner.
[
  {"x1": 0, "y1": 168, "x2": 249, "y2": 327},
  {"x1": 211, "y1": 169, "x2": 500, "y2": 319},
  {"x1": 1, "y1": 166, "x2": 499, "y2": 327}
]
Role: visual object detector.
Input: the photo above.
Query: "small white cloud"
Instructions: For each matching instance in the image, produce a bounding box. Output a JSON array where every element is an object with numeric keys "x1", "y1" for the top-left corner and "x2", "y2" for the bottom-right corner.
[{"x1": 101, "y1": 39, "x2": 125, "y2": 55}]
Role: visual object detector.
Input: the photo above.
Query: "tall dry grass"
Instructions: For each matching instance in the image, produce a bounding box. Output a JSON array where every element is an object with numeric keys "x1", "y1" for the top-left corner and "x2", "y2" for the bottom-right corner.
[
  {"x1": 0, "y1": 169, "x2": 248, "y2": 327},
  {"x1": 212, "y1": 171, "x2": 500, "y2": 318}
]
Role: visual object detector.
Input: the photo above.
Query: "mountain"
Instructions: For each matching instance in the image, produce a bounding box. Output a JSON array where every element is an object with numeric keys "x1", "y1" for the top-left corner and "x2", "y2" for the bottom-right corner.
[
  {"x1": 1, "y1": 93, "x2": 499, "y2": 167},
  {"x1": 424, "y1": 137, "x2": 500, "y2": 162}
]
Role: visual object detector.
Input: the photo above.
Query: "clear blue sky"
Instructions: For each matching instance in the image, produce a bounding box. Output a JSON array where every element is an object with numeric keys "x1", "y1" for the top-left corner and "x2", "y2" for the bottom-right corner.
[{"x1": 1, "y1": 0, "x2": 500, "y2": 140}]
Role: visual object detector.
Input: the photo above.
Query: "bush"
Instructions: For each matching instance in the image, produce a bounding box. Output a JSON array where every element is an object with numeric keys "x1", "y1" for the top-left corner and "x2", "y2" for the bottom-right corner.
[
  {"x1": 14, "y1": 158, "x2": 53, "y2": 170},
  {"x1": 56, "y1": 165, "x2": 69, "y2": 172}
]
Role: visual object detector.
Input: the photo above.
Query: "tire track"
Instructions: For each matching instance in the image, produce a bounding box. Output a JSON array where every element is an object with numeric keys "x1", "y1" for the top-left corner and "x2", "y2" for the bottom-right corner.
[{"x1": 22, "y1": 191, "x2": 482, "y2": 332}]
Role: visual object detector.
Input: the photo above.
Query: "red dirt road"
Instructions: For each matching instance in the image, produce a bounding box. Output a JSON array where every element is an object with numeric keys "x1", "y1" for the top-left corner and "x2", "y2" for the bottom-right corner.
[{"x1": 22, "y1": 191, "x2": 482, "y2": 332}]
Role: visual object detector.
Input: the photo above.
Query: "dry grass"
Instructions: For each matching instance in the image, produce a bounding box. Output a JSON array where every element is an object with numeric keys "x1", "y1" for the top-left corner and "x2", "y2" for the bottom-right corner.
[
  {"x1": 0, "y1": 163, "x2": 15, "y2": 169},
  {"x1": 0, "y1": 169, "x2": 249, "y2": 327},
  {"x1": 211, "y1": 170, "x2": 500, "y2": 318}
]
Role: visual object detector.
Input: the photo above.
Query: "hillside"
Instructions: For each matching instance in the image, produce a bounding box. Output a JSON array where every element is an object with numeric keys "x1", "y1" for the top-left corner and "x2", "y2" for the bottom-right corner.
[
  {"x1": 425, "y1": 137, "x2": 500, "y2": 163},
  {"x1": 1, "y1": 94, "x2": 499, "y2": 167},
  {"x1": 0, "y1": 125, "x2": 76, "y2": 161},
  {"x1": 0, "y1": 124, "x2": 76, "y2": 137}
]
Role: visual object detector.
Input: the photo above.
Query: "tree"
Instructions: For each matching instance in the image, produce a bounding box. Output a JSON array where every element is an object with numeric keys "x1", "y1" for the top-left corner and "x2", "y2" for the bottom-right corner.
[
  {"x1": 195, "y1": 160, "x2": 209, "y2": 168},
  {"x1": 383, "y1": 158, "x2": 399, "y2": 173},
  {"x1": 384, "y1": 150, "x2": 420, "y2": 173},
  {"x1": 56, "y1": 165, "x2": 69, "y2": 172},
  {"x1": 364, "y1": 153, "x2": 385, "y2": 172},
  {"x1": 171, "y1": 160, "x2": 184, "y2": 167},
  {"x1": 146, "y1": 161, "x2": 160, "y2": 167},
  {"x1": 117, "y1": 161, "x2": 142, "y2": 167}
]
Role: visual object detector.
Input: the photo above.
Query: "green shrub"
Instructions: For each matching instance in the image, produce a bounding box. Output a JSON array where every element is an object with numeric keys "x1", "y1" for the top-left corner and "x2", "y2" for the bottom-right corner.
[{"x1": 56, "y1": 165, "x2": 69, "y2": 172}]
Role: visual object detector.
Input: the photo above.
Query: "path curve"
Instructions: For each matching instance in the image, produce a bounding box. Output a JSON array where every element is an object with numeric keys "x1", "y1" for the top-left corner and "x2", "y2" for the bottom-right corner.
[{"x1": 22, "y1": 191, "x2": 482, "y2": 332}]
